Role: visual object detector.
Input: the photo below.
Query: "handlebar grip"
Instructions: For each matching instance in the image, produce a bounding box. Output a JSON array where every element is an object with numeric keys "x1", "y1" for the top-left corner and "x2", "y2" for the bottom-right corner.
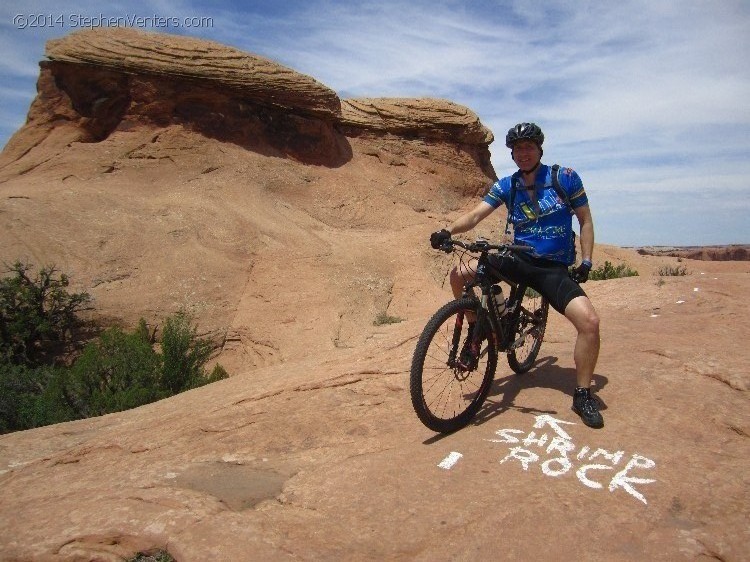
[
  {"x1": 434, "y1": 239, "x2": 533, "y2": 254},
  {"x1": 507, "y1": 244, "x2": 534, "y2": 252}
]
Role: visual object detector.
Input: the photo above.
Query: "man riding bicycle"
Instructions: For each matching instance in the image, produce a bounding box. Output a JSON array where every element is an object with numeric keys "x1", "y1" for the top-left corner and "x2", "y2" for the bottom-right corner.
[{"x1": 430, "y1": 122, "x2": 603, "y2": 428}]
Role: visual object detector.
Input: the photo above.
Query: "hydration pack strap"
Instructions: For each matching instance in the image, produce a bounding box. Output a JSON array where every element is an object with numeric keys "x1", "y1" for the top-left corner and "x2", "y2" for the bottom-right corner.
[
  {"x1": 505, "y1": 170, "x2": 524, "y2": 235},
  {"x1": 505, "y1": 164, "x2": 571, "y2": 235},
  {"x1": 550, "y1": 164, "x2": 571, "y2": 210}
]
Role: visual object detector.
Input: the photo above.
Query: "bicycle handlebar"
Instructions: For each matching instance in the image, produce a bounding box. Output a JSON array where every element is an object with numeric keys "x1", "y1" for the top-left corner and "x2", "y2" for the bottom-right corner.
[{"x1": 439, "y1": 238, "x2": 534, "y2": 255}]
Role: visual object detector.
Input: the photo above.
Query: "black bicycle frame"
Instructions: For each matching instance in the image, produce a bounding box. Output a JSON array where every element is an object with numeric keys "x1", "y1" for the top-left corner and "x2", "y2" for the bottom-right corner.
[{"x1": 462, "y1": 251, "x2": 530, "y2": 354}]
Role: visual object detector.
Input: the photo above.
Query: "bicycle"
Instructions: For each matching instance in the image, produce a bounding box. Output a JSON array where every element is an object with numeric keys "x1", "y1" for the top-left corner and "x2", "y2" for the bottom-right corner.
[{"x1": 410, "y1": 238, "x2": 550, "y2": 433}]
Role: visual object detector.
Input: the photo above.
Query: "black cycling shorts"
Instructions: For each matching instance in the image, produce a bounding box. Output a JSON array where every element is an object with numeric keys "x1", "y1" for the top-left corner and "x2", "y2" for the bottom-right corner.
[{"x1": 486, "y1": 252, "x2": 586, "y2": 314}]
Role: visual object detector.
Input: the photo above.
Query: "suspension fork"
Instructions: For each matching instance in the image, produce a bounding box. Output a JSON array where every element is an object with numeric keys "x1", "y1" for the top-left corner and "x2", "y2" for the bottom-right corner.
[
  {"x1": 448, "y1": 310, "x2": 465, "y2": 365},
  {"x1": 447, "y1": 298, "x2": 491, "y2": 368},
  {"x1": 447, "y1": 301, "x2": 486, "y2": 353},
  {"x1": 474, "y1": 288, "x2": 501, "y2": 355},
  {"x1": 460, "y1": 287, "x2": 502, "y2": 353}
]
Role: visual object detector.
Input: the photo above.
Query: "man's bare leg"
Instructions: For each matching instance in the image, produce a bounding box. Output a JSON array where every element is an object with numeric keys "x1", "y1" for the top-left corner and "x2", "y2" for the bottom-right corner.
[
  {"x1": 564, "y1": 295, "x2": 603, "y2": 428},
  {"x1": 449, "y1": 259, "x2": 478, "y2": 299},
  {"x1": 564, "y1": 295, "x2": 600, "y2": 386}
]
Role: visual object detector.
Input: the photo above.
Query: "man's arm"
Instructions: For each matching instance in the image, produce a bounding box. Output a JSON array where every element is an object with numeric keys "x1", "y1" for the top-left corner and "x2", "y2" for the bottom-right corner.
[
  {"x1": 573, "y1": 204, "x2": 595, "y2": 262},
  {"x1": 447, "y1": 201, "x2": 496, "y2": 236}
]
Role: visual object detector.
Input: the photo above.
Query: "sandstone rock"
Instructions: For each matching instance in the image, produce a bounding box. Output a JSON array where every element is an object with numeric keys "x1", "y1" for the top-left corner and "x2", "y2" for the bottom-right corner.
[
  {"x1": 1, "y1": 28, "x2": 496, "y2": 179},
  {"x1": 45, "y1": 27, "x2": 340, "y2": 119},
  {"x1": 340, "y1": 97, "x2": 494, "y2": 144},
  {"x1": 637, "y1": 245, "x2": 750, "y2": 261},
  {"x1": 0, "y1": 27, "x2": 497, "y2": 357}
]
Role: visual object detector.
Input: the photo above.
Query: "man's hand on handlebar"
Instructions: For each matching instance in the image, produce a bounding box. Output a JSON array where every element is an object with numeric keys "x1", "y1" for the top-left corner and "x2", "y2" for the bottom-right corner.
[
  {"x1": 571, "y1": 260, "x2": 592, "y2": 283},
  {"x1": 430, "y1": 232, "x2": 535, "y2": 255},
  {"x1": 430, "y1": 229, "x2": 451, "y2": 249}
]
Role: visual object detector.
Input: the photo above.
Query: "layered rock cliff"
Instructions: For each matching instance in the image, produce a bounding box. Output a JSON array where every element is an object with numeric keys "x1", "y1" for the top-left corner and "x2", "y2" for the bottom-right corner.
[{"x1": 1, "y1": 26, "x2": 494, "y2": 179}]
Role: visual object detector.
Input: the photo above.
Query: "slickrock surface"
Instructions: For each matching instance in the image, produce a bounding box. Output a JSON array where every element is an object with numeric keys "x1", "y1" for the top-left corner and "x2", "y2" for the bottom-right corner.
[
  {"x1": 637, "y1": 245, "x2": 750, "y2": 261},
  {"x1": 0, "y1": 27, "x2": 748, "y2": 562}
]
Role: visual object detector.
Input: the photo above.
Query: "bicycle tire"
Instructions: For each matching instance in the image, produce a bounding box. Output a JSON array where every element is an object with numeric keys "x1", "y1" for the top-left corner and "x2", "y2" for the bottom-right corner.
[
  {"x1": 410, "y1": 297, "x2": 497, "y2": 433},
  {"x1": 507, "y1": 287, "x2": 549, "y2": 374}
]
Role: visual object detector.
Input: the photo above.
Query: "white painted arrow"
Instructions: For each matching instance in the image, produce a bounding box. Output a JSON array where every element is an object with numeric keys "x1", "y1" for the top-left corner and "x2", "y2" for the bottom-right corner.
[{"x1": 533, "y1": 414, "x2": 576, "y2": 441}]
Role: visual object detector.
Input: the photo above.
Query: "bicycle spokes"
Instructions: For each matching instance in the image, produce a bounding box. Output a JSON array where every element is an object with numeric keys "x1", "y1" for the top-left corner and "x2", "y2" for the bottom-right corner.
[
  {"x1": 507, "y1": 291, "x2": 549, "y2": 374},
  {"x1": 410, "y1": 298, "x2": 497, "y2": 433}
]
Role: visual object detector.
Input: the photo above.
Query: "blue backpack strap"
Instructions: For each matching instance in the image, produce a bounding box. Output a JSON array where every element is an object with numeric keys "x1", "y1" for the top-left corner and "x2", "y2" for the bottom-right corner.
[
  {"x1": 551, "y1": 164, "x2": 571, "y2": 210},
  {"x1": 505, "y1": 170, "x2": 524, "y2": 235},
  {"x1": 506, "y1": 166, "x2": 570, "y2": 234},
  {"x1": 551, "y1": 164, "x2": 578, "y2": 256}
]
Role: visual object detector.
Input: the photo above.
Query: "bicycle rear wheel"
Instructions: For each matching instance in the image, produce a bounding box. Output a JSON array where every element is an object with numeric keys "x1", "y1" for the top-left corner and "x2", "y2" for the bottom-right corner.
[
  {"x1": 410, "y1": 297, "x2": 497, "y2": 433},
  {"x1": 507, "y1": 287, "x2": 549, "y2": 374}
]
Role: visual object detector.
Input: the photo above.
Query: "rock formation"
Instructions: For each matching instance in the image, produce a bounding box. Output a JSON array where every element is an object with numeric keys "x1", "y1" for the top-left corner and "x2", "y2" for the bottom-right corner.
[
  {"x1": 1, "y1": 27, "x2": 494, "y2": 178},
  {"x1": 44, "y1": 27, "x2": 341, "y2": 118},
  {"x1": 637, "y1": 245, "x2": 750, "y2": 261},
  {"x1": 0, "y1": 26, "x2": 496, "y2": 352},
  {"x1": 340, "y1": 97, "x2": 494, "y2": 144}
]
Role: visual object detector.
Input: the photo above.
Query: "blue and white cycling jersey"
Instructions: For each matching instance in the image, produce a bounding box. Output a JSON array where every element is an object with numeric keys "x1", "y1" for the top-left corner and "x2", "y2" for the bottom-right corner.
[{"x1": 483, "y1": 164, "x2": 588, "y2": 265}]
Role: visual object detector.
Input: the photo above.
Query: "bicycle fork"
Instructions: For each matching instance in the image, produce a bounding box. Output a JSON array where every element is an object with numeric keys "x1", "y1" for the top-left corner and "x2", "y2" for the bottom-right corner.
[
  {"x1": 449, "y1": 305, "x2": 493, "y2": 371},
  {"x1": 447, "y1": 312, "x2": 465, "y2": 367}
]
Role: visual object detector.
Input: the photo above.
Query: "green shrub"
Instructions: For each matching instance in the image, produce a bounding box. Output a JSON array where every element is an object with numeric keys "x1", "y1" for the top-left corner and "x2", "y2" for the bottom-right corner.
[
  {"x1": 588, "y1": 261, "x2": 639, "y2": 281},
  {"x1": 128, "y1": 552, "x2": 175, "y2": 562},
  {"x1": 0, "y1": 262, "x2": 90, "y2": 366},
  {"x1": 160, "y1": 312, "x2": 214, "y2": 394},
  {"x1": 61, "y1": 313, "x2": 227, "y2": 420},
  {"x1": 374, "y1": 312, "x2": 404, "y2": 326},
  {"x1": 658, "y1": 265, "x2": 688, "y2": 276},
  {"x1": 61, "y1": 320, "x2": 163, "y2": 418},
  {"x1": 0, "y1": 361, "x2": 75, "y2": 432},
  {"x1": 1, "y1": 312, "x2": 228, "y2": 433},
  {"x1": 0, "y1": 261, "x2": 229, "y2": 433}
]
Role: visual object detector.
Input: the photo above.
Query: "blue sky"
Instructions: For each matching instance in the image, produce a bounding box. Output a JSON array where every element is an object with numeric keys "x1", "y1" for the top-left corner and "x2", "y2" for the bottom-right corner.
[{"x1": 1, "y1": 0, "x2": 749, "y2": 246}]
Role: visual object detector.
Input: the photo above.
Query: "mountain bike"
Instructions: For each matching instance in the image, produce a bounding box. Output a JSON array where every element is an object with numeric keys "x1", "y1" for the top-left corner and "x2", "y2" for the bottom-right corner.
[{"x1": 410, "y1": 238, "x2": 549, "y2": 433}]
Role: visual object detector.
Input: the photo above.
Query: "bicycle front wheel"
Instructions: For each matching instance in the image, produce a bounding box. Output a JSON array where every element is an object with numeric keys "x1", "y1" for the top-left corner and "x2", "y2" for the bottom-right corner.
[
  {"x1": 410, "y1": 297, "x2": 497, "y2": 433},
  {"x1": 507, "y1": 287, "x2": 549, "y2": 374}
]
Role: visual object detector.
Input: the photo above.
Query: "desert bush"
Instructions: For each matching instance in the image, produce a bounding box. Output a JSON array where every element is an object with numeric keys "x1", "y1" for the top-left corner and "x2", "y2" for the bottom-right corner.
[
  {"x1": 588, "y1": 261, "x2": 639, "y2": 281},
  {"x1": 60, "y1": 320, "x2": 163, "y2": 418},
  {"x1": 160, "y1": 312, "x2": 218, "y2": 393},
  {"x1": 0, "y1": 261, "x2": 90, "y2": 366},
  {"x1": 60, "y1": 313, "x2": 227, "y2": 420},
  {"x1": 0, "y1": 307, "x2": 228, "y2": 433},
  {"x1": 658, "y1": 265, "x2": 688, "y2": 276},
  {"x1": 373, "y1": 312, "x2": 404, "y2": 326},
  {"x1": 128, "y1": 551, "x2": 175, "y2": 562},
  {"x1": 0, "y1": 262, "x2": 228, "y2": 433},
  {"x1": 0, "y1": 362, "x2": 74, "y2": 433}
]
